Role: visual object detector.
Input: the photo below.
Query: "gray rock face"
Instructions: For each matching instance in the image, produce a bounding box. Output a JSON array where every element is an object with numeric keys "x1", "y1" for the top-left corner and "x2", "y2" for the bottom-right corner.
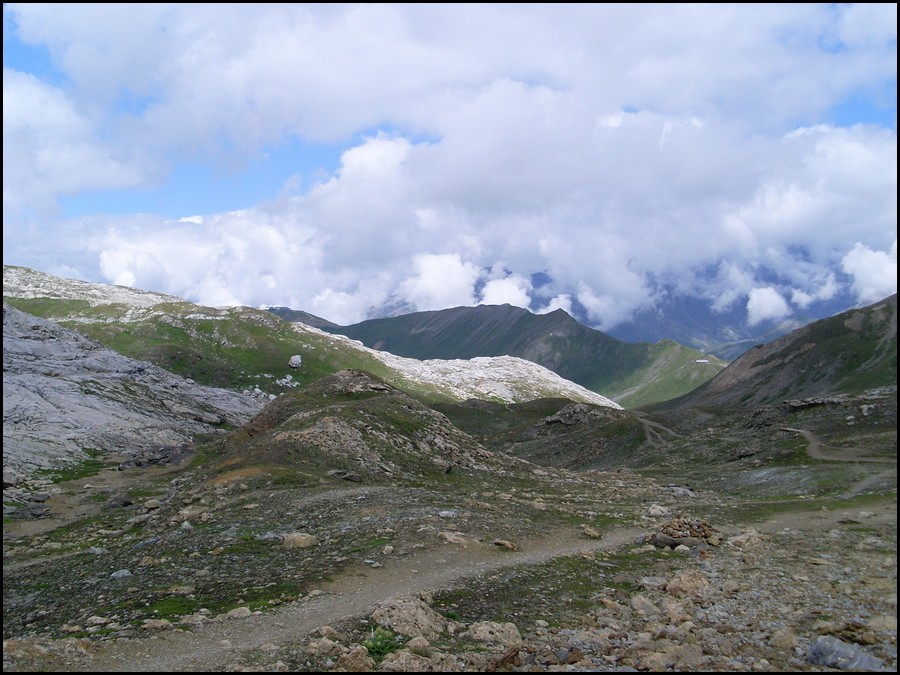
[{"x1": 3, "y1": 303, "x2": 263, "y2": 477}]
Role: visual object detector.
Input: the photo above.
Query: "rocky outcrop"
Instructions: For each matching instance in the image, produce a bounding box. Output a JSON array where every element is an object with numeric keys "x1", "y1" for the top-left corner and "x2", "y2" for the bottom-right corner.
[{"x1": 3, "y1": 303, "x2": 263, "y2": 477}]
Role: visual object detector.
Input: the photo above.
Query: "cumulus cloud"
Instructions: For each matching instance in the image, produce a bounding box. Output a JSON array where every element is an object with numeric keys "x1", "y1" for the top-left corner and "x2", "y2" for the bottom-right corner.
[
  {"x1": 2, "y1": 69, "x2": 145, "y2": 215},
  {"x1": 536, "y1": 294, "x2": 574, "y2": 315},
  {"x1": 396, "y1": 253, "x2": 480, "y2": 312},
  {"x1": 841, "y1": 240, "x2": 898, "y2": 305},
  {"x1": 746, "y1": 287, "x2": 792, "y2": 326},
  {"x1": 2, "y1": 5, "x2": 896, "y2": 331},
  {"x1": 479, "y1": 274, "x2": 533, "y2": 308},
  {"x1": 790, "y1": 273, "x2": 838, "y2": 309}
]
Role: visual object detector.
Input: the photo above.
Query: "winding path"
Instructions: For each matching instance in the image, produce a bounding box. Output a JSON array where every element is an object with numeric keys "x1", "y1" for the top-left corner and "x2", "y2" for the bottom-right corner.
[
  {"x1": 74, "y1": 527, "x2": 643, "y2": 672},
  {"x1": 781, "y1": 428, "x2": 897, "y2": 464}
]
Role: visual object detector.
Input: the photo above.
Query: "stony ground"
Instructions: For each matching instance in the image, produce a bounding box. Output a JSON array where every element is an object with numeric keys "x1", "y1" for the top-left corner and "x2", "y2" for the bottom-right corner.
[{"x1": 3, "y1": 453, "x2": 896, "y2": 672}]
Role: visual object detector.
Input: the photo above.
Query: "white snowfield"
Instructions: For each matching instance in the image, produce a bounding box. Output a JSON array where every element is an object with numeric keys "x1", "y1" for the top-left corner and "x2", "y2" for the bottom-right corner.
[
  {"x1": 292, "y1": 323, "x2": 622, "y2": 409},
  {"x1": 3, "y1": 265, "x2": 622, "y2": 409}
]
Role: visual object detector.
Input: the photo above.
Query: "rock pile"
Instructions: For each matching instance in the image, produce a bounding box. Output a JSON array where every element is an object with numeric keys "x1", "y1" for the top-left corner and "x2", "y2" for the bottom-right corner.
[{"x1": 647, "y1": 515, "x2": 725, "y2": 549}]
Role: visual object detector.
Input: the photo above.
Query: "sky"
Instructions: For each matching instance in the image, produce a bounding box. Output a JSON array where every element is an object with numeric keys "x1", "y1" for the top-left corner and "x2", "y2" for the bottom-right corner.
[{"x1": 3, "y1": 3, "x2": 897, "y2": 330}]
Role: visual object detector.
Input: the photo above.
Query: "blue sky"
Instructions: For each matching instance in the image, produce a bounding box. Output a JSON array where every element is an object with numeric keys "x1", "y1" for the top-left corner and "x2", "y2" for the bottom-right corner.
[{"x1": 3, "y1": 4, "x2": 896, "y2": 328}]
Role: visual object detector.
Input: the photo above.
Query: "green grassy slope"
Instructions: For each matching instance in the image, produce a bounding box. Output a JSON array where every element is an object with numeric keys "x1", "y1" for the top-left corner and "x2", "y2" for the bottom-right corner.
[
  {"x1": 4, "y1": 289, "x2": 616, "y2": 406},
  {"x1": 3, "y1": 296, "x2": 391, "y2": 397}
]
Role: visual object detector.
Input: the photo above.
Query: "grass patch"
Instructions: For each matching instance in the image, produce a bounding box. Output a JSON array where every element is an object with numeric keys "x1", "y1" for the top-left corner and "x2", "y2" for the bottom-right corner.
[
  {"x1": 723, "y1": 490, "x2": 895, "y2": 523},
  {"x1": 146, "y1": 596, "x2": 201, "y2": 619},
  {"x1": 35, "y1": 449, "x2": 115, "y2": 484},
  {"x1": 350, "y1": 536, "x2": 392, "y2": 554}
]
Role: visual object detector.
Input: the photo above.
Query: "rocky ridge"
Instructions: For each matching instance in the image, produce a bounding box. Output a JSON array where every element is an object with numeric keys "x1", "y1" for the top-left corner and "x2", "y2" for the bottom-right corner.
[
  {"x1": 3, "y1": 265, "x2": 184, "y2": 309},
  {"x1": 3, "y1": 303, "x2": 263, "y2": 480}
]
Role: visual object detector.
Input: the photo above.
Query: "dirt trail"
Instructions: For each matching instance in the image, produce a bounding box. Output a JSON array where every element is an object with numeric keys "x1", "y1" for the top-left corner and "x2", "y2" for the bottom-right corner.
[
  {"x1": 72, "y1": 527, "x2": 644, "y2": 672},
  {"x1": 781, "y1": 428, "x2": 897, "y2": 464},
  {"x1": 633, "y1": 412, "x2": 682, "y2": 449},
  {"x1": 56, "y1": 491, "x2": 900, "y2": 673}
]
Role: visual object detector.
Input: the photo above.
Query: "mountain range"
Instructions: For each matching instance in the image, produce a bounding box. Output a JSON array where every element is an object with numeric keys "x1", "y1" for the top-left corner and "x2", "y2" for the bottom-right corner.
[
  {"x1": 269, "y1": 303, "x2": 729, "y2": 408},
  {"x1": 2, "y1": 264, "x2": 896, "y2": 673},
  {"x1": 4, "y1": 262, "x2": 895, "y2": 484},
  {"x1": 602, "y1": 294, "x2": 822, "y2": 361}
]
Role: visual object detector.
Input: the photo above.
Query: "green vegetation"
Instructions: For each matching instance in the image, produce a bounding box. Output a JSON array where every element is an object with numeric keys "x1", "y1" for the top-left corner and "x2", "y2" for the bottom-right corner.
[
  {"x1": 362, "y1": 626, "x2": 403, "y2": 663},
  {"x1": 35, "y1": 449, "x2": 114, "y2": 483},
  {"x1": 145, "y1": 596, "x2": 201, "y2": 619},
  {"x1": 432, "y1": 548, "x2": 669, "y2": 628},
  {"x1": 2, "y1": 295, "x2": 390, "y2": 395},
  {"x1": 602, "y1": 340, "x2": 729, "y2": 408},
  {"x1": 721, "y1": 490, "x2": 894, "y2": 523}
]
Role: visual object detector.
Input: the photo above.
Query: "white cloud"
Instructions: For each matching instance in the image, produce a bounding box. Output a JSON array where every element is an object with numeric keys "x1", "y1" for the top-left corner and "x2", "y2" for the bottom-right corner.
[
  {"x1": 575, "y1": 281, "x2": 647, "y2": 332},
  {"x1": 836, "y1": 4, "x2": 897, "y2": 48},
  {"x1": 841, "y1": 240, "x2": 898, "y2": 305},
  {"x1": 746, "y1": 287, "x2": 791, "y2": 326},
  {"x1": 396, "y1": 253, "x2": 480, "y2": 312},
  {"x1": 2, "y1": 69, "x2": 145, "y2": 215},
  {"x1": 479, "y1": 275, "x2": 533, "y2": 308},
  {"x1": 791, "y1": 273, "x2": 838, "y2": 309},
  {"x1": 536, "y1": 294, "x2": 573, "y2": 315},
  {"x1": 2, "y1": 5, "x2": 896, "y2": 330},
  {"x1": 710, "y1": 264, "x2": 756, "y2": 313}
]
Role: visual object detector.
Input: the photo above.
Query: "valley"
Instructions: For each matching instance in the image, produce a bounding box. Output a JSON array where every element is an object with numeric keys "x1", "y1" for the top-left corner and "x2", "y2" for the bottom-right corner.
[{"x1": 2, "y1": 267, "x2": 896, "y2": 672}]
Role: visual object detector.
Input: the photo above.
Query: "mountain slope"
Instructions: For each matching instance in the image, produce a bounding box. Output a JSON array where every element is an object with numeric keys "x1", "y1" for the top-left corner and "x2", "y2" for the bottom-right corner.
[
  {"x1": 202, "y1": 368, "x2": 530, "y2": 484},
  {"x1": 296, "y1": 303, "x2": 727, "y2": 407},
  {"x1": 434, "y1": 398, "x2": 650, "y2": 471},
  {"x1": 266, "y1": 306, "x2": 339, "y2": 330},
  {"x1": 652, "y1": 293, "x2": 897, "y2": 411},
  {"x1": 2, "y1": 266, "x2": 617, "y2": 408},
  {"x1": 3, "y1": 302, "x2": 262, "y2": 479},
  {"x1": 288, "y1": 321, "x2": 622, "y2": 407}
]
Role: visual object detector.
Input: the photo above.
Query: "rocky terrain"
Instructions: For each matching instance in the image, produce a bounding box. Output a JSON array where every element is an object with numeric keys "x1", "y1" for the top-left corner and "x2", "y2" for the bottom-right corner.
[
  {"x1": 3, "y1": 303, "x2": 263, "y2": 482},
  {"x1": 2, "y1": 265, "x2": 184, "y2": 312},
  {"x1": 276, "y1": 303, "x2": 728, "y2": 408},
  {"x1": 293, "y1": 322, "x2": 621, "y2": 409},
  {"x1": 3, "y1": 369, "x2": 896, "y2": 672},
  {"x1": 2, "y1": 271, "x2": 896, "y2": 672}
]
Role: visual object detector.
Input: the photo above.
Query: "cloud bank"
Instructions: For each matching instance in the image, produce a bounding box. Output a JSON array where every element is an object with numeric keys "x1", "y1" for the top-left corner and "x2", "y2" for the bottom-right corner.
[{"x1": 3, "y1": 4, "x2": 896, "y2": 328}]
